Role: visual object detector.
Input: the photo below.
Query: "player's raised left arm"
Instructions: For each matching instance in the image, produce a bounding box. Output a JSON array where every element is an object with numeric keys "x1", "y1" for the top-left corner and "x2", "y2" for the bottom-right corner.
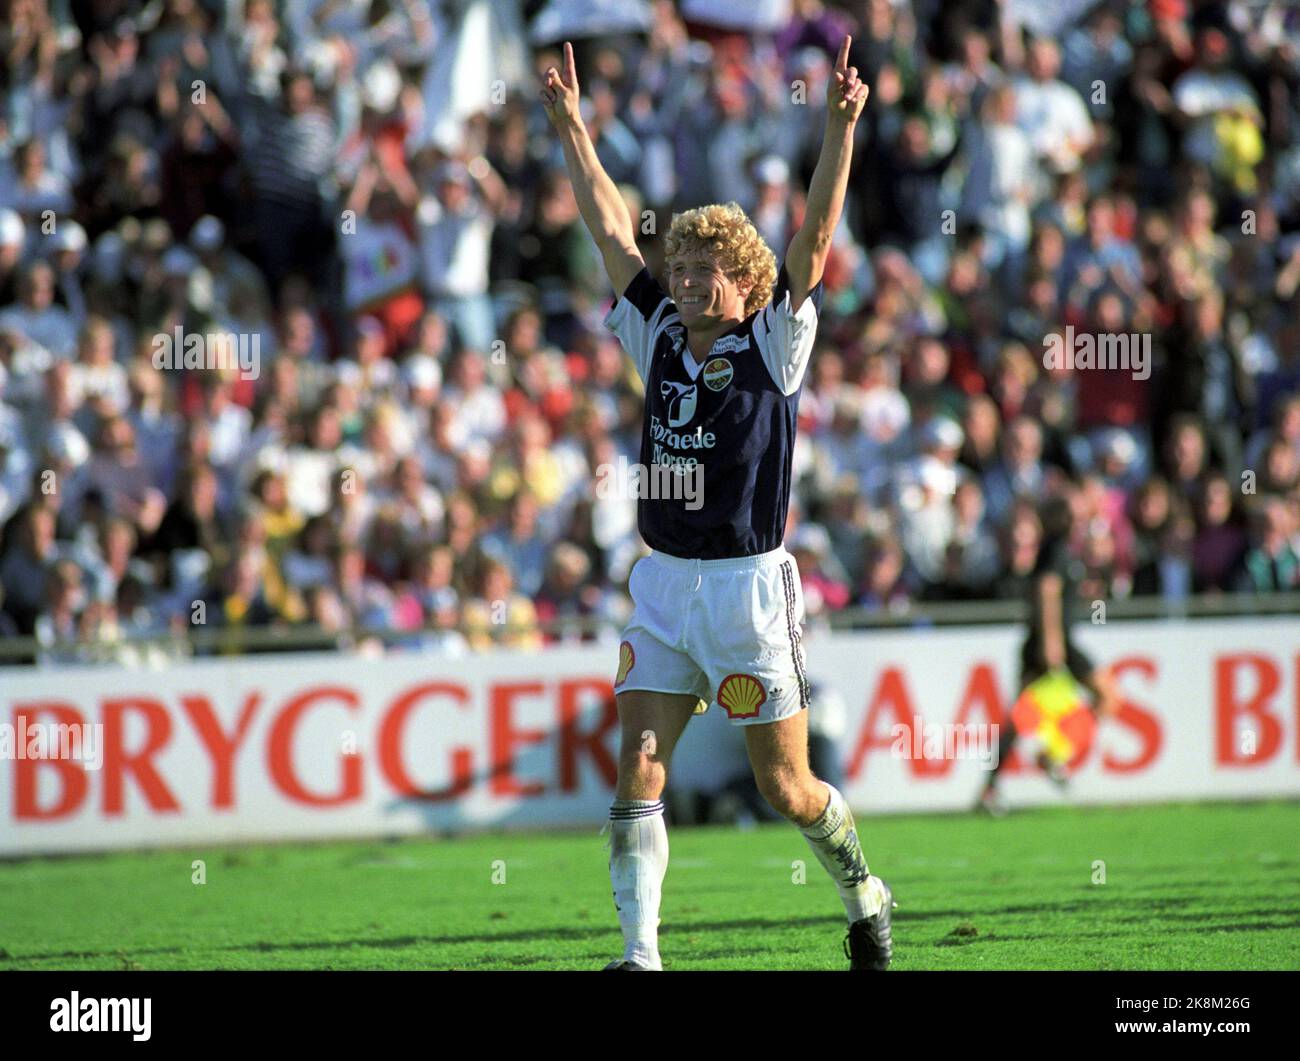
[{"x1": 784, "y1": 35, "x2": 867, "y2": 312}]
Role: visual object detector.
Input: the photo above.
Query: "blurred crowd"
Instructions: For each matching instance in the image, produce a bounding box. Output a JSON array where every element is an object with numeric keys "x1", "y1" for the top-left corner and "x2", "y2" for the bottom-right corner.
[{"x1": 1, "y1": 0, "x2": 1299, "y2": 664}]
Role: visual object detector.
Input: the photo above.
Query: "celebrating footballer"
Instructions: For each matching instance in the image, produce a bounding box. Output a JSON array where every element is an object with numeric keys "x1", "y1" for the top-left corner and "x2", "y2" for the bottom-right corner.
[{"x1": 541, "y1": 36, "x2": 893, "y2": 972}]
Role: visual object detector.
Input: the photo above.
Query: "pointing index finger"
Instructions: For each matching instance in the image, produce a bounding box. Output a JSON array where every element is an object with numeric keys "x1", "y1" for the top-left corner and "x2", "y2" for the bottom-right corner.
[
  {"x1": 836, "y1": 35, "x2": 852, "y2": 72},
  {"x1": 563, "y1": 41, "x2": 578, "y2": 88}
]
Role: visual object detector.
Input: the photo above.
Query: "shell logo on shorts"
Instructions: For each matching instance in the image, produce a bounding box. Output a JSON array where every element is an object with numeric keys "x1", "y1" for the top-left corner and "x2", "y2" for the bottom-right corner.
[
  {"x1": 614, "y1": 641, "x2": 635, "y2": 687},
  {"x1": 703, "y1": 357, "x2": 734, "y2": 392},
  {"x1": 717, "y1": 673, "x2": 767, "y2": 719}
]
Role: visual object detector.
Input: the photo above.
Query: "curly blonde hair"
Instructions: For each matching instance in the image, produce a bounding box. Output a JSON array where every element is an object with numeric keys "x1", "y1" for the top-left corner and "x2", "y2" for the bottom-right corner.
[{"x1": 663, "y1": 202, "x2": 778, "y2": 316}]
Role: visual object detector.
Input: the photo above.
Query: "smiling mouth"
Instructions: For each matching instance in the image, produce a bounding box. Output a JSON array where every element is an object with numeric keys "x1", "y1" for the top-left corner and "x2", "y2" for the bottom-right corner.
[{"x1": 679, "y1": 295, "x2": 707, "y2": 305}]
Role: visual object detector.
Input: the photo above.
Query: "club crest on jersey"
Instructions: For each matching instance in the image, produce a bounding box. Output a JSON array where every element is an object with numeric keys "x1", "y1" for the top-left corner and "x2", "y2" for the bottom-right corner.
[
  {"x1": 703, "y1": 357, "x2": 733, "y2": 392},
  {"x1": 660, "y1": 379, "x2": 698, "y2": 427}
]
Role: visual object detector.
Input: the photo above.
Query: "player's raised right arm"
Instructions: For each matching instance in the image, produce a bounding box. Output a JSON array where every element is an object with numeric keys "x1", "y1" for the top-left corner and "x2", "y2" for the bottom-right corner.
[{"x1": 541, "y1": 42, "x2": 645, "y2": 296}]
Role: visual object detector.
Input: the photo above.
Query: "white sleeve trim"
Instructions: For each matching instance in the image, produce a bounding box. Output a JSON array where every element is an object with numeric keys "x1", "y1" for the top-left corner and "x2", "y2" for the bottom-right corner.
[
  {"x1": 753, "y1": 290, "x2": 820, "y2": 396},
  {"x1": 603, "y1": 293, "x2": 675, "y2": 384}
]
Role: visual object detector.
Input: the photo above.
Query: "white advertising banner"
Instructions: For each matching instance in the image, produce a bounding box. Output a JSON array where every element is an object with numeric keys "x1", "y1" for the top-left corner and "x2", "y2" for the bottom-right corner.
[{"x1": 1, "y1": 617, "x2": 1298, "y2": 855}]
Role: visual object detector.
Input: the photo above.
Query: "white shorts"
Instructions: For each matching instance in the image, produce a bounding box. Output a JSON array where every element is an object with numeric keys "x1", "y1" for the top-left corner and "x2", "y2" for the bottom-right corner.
[{"x1": 614, "y1": 547, "x2": 810, "y2": 726}]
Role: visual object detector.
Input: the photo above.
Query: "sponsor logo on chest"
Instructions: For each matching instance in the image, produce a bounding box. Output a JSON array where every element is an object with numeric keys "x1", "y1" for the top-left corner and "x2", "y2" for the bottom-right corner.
[{"x1": 711, "y1": 334, "x2": 751, "y2": 355}]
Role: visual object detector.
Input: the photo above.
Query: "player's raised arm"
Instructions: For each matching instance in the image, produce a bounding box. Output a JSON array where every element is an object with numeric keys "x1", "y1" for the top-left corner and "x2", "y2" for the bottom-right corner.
[
  {"x1": 540, "y1": 41, "x2": 645, "y2": 296},
  {"x1": 783, "y1": 35, "x2": 868, "y2": 312}
]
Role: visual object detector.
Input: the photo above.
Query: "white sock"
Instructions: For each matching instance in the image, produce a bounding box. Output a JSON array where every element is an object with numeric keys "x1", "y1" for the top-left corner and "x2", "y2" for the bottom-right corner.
[
  {"x1": 800, "y1": 783, "x2": 884, "y2": 922},
  {"x1": 607, "y1": 798, "x2": 668, "y2": 969}
]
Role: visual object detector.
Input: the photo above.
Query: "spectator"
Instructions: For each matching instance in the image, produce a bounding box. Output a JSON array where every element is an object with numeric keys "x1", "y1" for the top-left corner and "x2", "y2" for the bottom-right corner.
[
  {"x1": 940, "y1": 477, "x2": 1000, "y2": 598},
  {"x1": 462, "y1": 557, "x2": 541, "y2": 651},
  {"x1": 443, "y1": 347, "x2": 506, "y2": 450},
  {"x1": 0, "y1": 139, "x2": 74, "y2": 227},
  {"x1": 535, "y1": 542, "x2": 609, "y2": 643},
  {"x1": 983, "y1": 416, "x2": 1048, "y2": 526},
  {"x1": 0, "y1": 0, "x2": 1295, "y2": 661},
  {"x1": 789, "y1": 522, "x2": 851, "y2": 618},
  {"x1": 1129, "y1": 477, "x2": 1179, "y2": 597},
  {"x1": 1239, "y1": 497, "x2": 1300, "y2": 593},
  {"x1": 68, "y1": 316, "x2": 128, "y2": 412},
  {"x1": 480, "y1": 490, "x2": 550, "y2": 599},
  {"x1": 994, "y1": 500, "x2": 1043, "y2": 601},
  {"x1": 34, "y1": 559, "x2": 86, "y2": 655},
  {"x1": 0, "y1": 260, "x2": 78, "y2": 363},
  {"x1": 1011, "y1": 38, "x2": 1094, "y2": 176},
  {"x1": 246, "y1": 69, "x2": 335, "y2": 291},
  {"x1": 1, "y1": 503, "x2": 58, "y2": 633},
  {"x1": 856, "y1": 536, "x2": 911, "y2": 613},
  {"x1": 0, "y1": 210, "x2": 25, "y2": 306},
  {"x1": 1191, "y1": 474, "x2": 1248, "y2": 593},
  {"x1": 417, "y1": 158, "x2": 502, "y2": 352},
  {"x1": 959, "y1": 84, "x2": 1035, "y2": 271}
]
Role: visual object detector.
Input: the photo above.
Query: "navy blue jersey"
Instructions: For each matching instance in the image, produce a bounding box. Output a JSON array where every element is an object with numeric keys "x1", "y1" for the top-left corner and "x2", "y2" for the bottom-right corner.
[{"x1": 604, "y1": 265, "x2": 823, "y2": 559}]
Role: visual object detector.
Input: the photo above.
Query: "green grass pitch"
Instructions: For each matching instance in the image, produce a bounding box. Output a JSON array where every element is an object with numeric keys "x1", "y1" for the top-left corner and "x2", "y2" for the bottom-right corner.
[{"x1": 2, "y1": 801, "x2": 1297, "y2": 970}]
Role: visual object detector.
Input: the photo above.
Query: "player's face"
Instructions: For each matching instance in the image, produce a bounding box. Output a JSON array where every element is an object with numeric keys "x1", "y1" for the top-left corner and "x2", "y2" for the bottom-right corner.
[{"x1": 668, "y1": 252, "x2": 749, "y2": 328}]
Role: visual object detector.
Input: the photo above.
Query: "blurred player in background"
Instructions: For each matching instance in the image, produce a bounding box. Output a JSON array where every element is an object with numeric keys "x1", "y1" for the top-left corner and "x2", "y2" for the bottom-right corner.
[
  {"x1": 978, "y1": 495, "x2": 1120, "y2": 815},
  {"x1": 542, "y1": 37, "x2": 893, "y2": 971}
]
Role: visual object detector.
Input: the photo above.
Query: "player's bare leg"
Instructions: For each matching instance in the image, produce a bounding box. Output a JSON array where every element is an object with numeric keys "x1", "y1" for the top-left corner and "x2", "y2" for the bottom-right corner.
[
  {"x1": 745, "y1": 711, "x2": 894, "y2": 969},
  {"x1": 604, "y1": 689, "x2": 698, "y2": 970}
]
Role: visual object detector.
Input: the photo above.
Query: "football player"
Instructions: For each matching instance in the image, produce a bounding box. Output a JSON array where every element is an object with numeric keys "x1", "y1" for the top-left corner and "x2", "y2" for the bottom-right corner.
[
  {"x1": 542, "y1": 36, "x2": 893, "y2": 971},
  {"x1": 978, "y1": 495, "x2": 1120, "y2": 815}
]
